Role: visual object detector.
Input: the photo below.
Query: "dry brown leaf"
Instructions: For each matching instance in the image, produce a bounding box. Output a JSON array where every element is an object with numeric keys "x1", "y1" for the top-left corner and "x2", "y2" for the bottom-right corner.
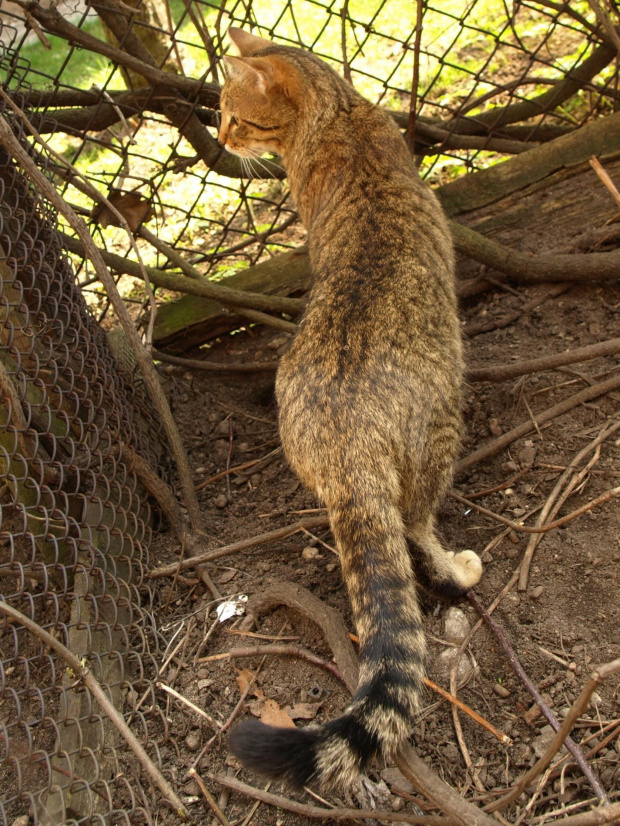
[
  {"x1": 260, "y1": 698, "x2": 296, "y2": 728},
  {"x1": 91, "y1": 190, "x2": 154, "y2": 231},
  {"x1": 235, "y1": 668, "x2": 256, "y2": 695},
  {"x1": 284, "y1": 702, "x2": 318, "y2": 720}
]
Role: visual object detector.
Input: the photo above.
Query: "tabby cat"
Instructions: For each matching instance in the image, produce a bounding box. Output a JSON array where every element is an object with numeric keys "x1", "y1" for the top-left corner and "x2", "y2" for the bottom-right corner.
[{"x1": 219, "y1": 27, "x2": 483, "y2": 789}]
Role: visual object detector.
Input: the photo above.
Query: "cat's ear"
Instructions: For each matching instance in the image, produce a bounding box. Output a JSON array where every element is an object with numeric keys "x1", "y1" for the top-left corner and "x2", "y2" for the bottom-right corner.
[
  {"x1": 228, "y1": 27, "x2": 271, "y2": 56},
  {"x1": 224, "y1": 55, "x2": 301, "y2": 100}
]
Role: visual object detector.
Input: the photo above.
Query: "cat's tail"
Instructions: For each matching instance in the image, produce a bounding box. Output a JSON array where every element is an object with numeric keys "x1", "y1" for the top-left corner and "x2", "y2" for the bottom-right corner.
[{"x1": 228, "y1": 481, "x2": 425, "y2": 789}]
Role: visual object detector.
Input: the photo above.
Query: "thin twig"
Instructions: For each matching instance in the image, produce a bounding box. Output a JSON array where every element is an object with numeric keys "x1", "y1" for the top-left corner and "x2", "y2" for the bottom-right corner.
[
  {"x1": 467, "y1": 336, "x2": 620, "y2": 383},
  {"x1": 0, "y1": 600, "x2": 187, "y2": 818},
  {"x1": 149, "y1": 516, "x2": 330, "y2": 579},
  {"x1": 197, "y1": 643, "x2": 346, "y2": 683},
  {"x1": 519, "y1": 420, "x2": 620, "y2": 590},
  {"x1": 407, "y1": 0, "x2": 425, "y2": 154},
  {"x1": 211, "y1": 773, "x2": 447, "y2": 824},
  {"x1": 456, "y1": 373, "x2": 620, "y2": 473},
  {"x1": 589, "y1": 155, "x2": 620, "y2": 208},
  {"x1": 154, "y1": 350, "x2": 278, "y2": 374},
  {"x1": 467, "y1": 591, "x2": 609, "y2": 807},
  {"x1": 487, "y1": 658, "x2": 620, "y2": 812},
  {"x1": 188, "y1": 768, "x2": 232, "y2": 826}
]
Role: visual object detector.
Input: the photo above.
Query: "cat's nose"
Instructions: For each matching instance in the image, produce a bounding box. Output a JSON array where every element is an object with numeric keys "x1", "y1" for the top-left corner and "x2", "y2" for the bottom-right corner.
[{"x1": 217, "y1": 127, "x2": 227, "y2": 146}]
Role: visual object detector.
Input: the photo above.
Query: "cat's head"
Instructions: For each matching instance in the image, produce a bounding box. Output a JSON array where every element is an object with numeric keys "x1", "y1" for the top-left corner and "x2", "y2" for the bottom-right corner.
[{"x1": 218, "y1": 28, "x2": 306, "y2": 160}]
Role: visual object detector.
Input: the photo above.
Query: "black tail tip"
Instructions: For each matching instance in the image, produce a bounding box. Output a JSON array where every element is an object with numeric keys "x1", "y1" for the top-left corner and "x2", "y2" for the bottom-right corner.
[{"x1": 228, "y1": 719, "x2": 320, "y2": 788}]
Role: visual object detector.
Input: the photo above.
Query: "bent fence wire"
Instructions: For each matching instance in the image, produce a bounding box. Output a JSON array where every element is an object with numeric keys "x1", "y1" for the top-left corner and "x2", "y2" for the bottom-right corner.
[{"x1": 0, "y1": 0, "x2": 618, "y2": 822}]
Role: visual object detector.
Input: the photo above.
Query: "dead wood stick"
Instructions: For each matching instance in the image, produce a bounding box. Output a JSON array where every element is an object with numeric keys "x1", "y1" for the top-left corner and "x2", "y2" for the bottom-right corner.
[
  {"x1": 456, "y1": 373, "x2": 620, "y2": 473},
  {"x1": 120, "y1": 442, "x2": 182, "y2": 536},
  {"x1": 0, "y1": 114, "x2": 203, "y2": 532},
  {"x1": 60, "y1": 233, "x2": 304, "y2": 316},
  {"x1": 463, "y1": 283, "x2": 571, "y2": 337},
  {"x1": 519, "y1": 420, "x2": 620, "y2": 591},
  {"x1": 212, "y1": 773, "x2": 448, "y2": 824},
  {"x1": 248, "y1": 584, "x2": 498, "y2": 825},
  {"x1": 545, "y1": 801, "x2": 620, "y2": 825},
  {"x1": 451, "y1": 221, "x2": 620, "y2": 283},
  {"x1": 348, "y1": 632, "x2": 509, "y2": 745},
  {"x1": 423, "y1": 677, "x2": 510, "y2": 745},
  {"x1": 149, "y1": 517, "x2": 330, "y2": 579},
  {"x1": 197, "y1": 643, "x2": 345, "y2": 683},
  {"x1": 248, "y1": 581, "x2": 359, "y2": 694},
  {"x1": 452, "y1": 486, "x2": 620, "y2": 535},
  {"x1": 396, "y1": 744, "x2": 498, "y2": 826},
  {"x1": 468, "y1": 337, "x2": 620, "y2": 383},
  {"x1": 488, "y1": 658, "x2": 620, "y2": 812},
  {"x1": 589, "y1": 155, "x2": 620, "y2": 209},
  {"x1": 154, "y1": 351, "x2": 278, "y2": 374},
  {"x1": 188, "y1": 768, "x2": 232, "y2": 826},
  {"x1": 0, "y1": 600, "x2": 188, "y2": 818},
  {"x1": 467, "y1": 591, "x2": 608, "y2": 807}
]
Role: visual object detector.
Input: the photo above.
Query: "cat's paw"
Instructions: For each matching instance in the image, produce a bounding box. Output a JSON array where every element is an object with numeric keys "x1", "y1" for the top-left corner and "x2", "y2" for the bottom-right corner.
[{"x1": 452, "y1": 550, "x2": 483, "y2": 588}]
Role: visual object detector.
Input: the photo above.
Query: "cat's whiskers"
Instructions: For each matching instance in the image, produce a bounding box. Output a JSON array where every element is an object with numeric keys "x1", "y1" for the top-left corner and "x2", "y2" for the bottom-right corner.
[{"x1": 246, "y1": 148, "x2": 277, "y2": 178}]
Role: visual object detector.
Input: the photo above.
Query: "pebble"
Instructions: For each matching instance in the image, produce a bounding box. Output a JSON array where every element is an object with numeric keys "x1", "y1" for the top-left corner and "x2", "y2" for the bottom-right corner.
[
  {"x1": 529, "y1": 585, "x2": 544, "y2": 599},
  {"x1": 326, "y1": 562, "x2": 337, "y2": 573},
  {"x1": 185, "y1": 731, "x2": 201, "y2": 752},
  {"x1": 380, "y1": 767, "x2": 415, "y2": 794},
  {"x1": 216, "y1": 419, "x2": 233, "y2": 436},
  {"x1": 443, "y1": 607, "x2": 470, "y2": 644},
  {"x1": 267, "y1": 335, "x2": 290, "y2": 350},
  {"x1": 218, "y1": 569, "x2": 237, "y2": 584},
  {"x1": 532, "y1": 725, "x2": 568, "y2": 758},
  {"x1": 488, "y1": 417, "x2": 503, "y2": 436},
  {"x1": 501, "y1": 461, "x2": 519, "y2": 473},
  {"x1": 214, "y1": 494, "x2": 228, "y2": 509},
  {"x1": 11, "y1": 818, "x2": 29, "y2": 826},
  {"x1": 493, "y1": 683, "x2": 511, "y2": 698},
  {"x1": 433, "y1": 648, "x2": 475, "y2": 683},
  {"x1": 302, "y1": 546, "x2": 321, "y2": 560}
]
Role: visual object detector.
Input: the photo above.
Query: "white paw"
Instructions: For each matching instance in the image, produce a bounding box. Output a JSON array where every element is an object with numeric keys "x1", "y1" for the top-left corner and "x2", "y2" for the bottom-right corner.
[{"x1": 453, "y1": 550, "x2": 483, "y2": 587}]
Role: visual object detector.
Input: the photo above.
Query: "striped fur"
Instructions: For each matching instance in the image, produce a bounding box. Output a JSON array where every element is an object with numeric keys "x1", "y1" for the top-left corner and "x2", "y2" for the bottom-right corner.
[{"x1": 220, "y1": 27, "x2": 483, "y2": 789}]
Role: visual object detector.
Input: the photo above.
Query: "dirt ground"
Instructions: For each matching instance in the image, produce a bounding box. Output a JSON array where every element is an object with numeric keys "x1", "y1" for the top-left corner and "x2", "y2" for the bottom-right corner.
[{"x1": 146, "y1": 221, "x2": 620, "y2": 825}]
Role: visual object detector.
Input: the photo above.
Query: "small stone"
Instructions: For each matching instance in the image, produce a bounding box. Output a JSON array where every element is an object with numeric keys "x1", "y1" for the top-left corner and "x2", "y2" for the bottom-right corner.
[
  {"x1": 433, "y1": 648, "x2": 475, "y2": 683},
  {"x1": 518, "y1": 445, "x2": 537, "y2": 467},
  {"x1": 216, "y1": 419, "x2": 233, "y2": 436},
  {"x1": 238, "y1": 613, "x2": 256, "y2": 632},
  {"x1": 237, "y1": 442, "x2": 250, "y2": 453},
  {"x1": 183, "y1": 779, "x2": 200, "y2": 795},
  {"x1": 505, "y1": 546, "x2": 520, "y2": 560},
  {"x1": 185, "y1": 731, "x2": 201, "y2": 752},
  {"x1": 391, "y1": 796, "x2": 405, "y2": 811},
  {"x1": 380, "y1": 767, "x2": 415, "y2": 794},
  {"x1": 501, "y1": 461, "x2": 519, "y2": 473},
  {"x1": 218, "y1": 569, "x2": 237, "y2": 584},
  {"x1": 529, "y1": 585, "x2": 544, "y2": 599},
  {"x1": 267, "y1": 335, "x2": 290, "y2": 350},
  {"x1": 195, "y1": 466, "x2": 206, "y2": 474},
  {"x1": 443, "y1": 607, "x2": 470, "y2": 644},
  {"x1": 302, "y1": 546, "x2": 320, "y2": 560},
  {"x1": 11, "y1": 817, "x2": 29, "y2": 826},
  {"x1": 512, "y1": 507, "x2": 526, "y2": 517},
  {"x1": 532, "y1": 725, "x2": 567, "y2": 759},
  {"x1": 326, "y1": 562, "x2": 337, "y2": 573},
  {"x1": 197, "y1": 678, "x2": 213, "y2": 690},
  {"x1": 488, "y1": 417, "x2": 502, "y2": 436},
  {"x1": 493, "y1": 683, "x2": 511, "y2": 698},
  {"x1": 214, "y1": 494, "x2": 228, "y2": 509}
]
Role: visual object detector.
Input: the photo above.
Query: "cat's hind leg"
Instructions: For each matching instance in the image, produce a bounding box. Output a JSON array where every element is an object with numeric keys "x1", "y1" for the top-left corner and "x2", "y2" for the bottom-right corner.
[{"x1": 405, "y1": 516, "x2": 482, "y2": 599}]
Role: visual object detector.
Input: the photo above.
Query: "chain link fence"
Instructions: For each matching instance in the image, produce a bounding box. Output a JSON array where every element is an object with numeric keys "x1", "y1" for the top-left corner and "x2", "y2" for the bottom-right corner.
[{"x1": 0, "y1": 0, "x2": 618, "y2": 822}]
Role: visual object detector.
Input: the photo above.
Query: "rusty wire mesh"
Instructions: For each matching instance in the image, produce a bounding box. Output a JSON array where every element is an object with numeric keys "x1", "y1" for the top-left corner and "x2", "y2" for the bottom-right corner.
[{"x1": 0, "y1": 0, "x2": 619, "y2": 822}]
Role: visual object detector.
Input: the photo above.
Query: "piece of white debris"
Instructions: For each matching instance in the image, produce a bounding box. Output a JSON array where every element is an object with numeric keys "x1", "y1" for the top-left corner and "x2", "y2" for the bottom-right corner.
[{"x1": 216, "y1": 594, "x2": 248, "y2": 622}]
